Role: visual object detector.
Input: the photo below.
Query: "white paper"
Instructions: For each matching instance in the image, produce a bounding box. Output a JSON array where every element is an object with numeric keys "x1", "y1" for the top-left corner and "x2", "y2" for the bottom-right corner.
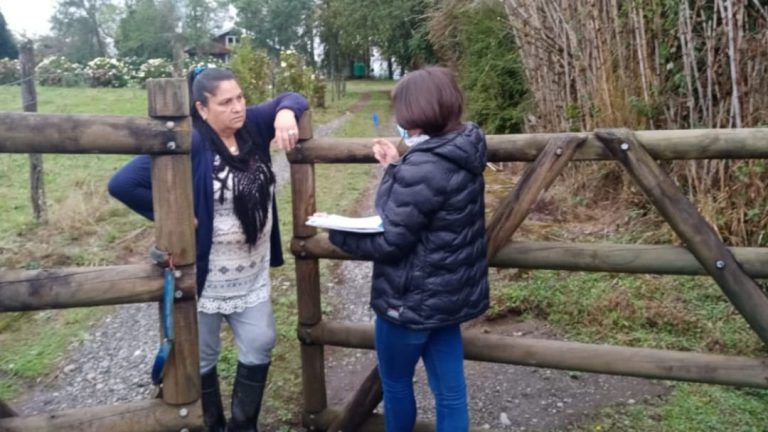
[{"x1": 306, "y1": 214, "x2": 384, "y2": 233}]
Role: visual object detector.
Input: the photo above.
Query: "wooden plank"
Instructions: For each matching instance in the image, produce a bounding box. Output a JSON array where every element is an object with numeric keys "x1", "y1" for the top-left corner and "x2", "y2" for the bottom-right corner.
[
  {"x1": 0, "y1": 113, "x2": 191, "y2": 154},
  {"x1": 486, "y1": 135, "x2": 585, "y2": 259},
  {"x1": 291, "y1": 164, "x2": 317, "y2": 238},
  {"x1": 0, "y1": 399, "x2": 17, "y2": 419},
  {"x1": 285, "y1": 128, "x2": 768, "y2": 163},
  {"x1": 300, "y1": 344, "x2": 328, "y2": 414},
  {"x1": 596, "y1": 129, "x2": 768, "y2": 346},
  {"x1": 302, "y1": 320, "x2": 768, "y2": 389},
  {"x1": 0, "y1": 264, "x2": 195, "y2": 312},
  {"x1": 147, "y1": 78, "x2": 190, "y2": 117},
  {"x1": 326, "y1": 366, "x2": 382, "y2": 432},
  {"x1": 0, "y1": 398, "x2": 201, "y2": 432},
  {"x1": 291, "y1": 235, "x2": 768, "y2": 278},
  {"x1": 306, "y1": 407, "x2": 487, "y2": 432},
  {"x1": 148, "y1": 79, "x2": 199, "y2": 406}
]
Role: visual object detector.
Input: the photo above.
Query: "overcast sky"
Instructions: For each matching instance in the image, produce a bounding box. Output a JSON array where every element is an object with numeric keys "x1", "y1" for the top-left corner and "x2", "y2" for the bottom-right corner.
[{"x1": 0, "y1": 0, "x2": 56, "y2": 38}]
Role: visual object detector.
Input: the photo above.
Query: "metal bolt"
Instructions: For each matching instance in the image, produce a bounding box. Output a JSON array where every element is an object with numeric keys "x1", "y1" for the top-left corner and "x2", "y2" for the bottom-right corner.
[
  {"x1": 175, "y1": 290, "x2": 183, "y2": 299},
  {"x1": 300, "y1": 240, "x2": 307, "y2": 247},
  {"x1": 165, "y1": 121, "x2": 175, "y2": 129},
  {"x1": 555, "y1": 148, "x2": 563, "y2": 156},
  {"x1": 300, "y1": 251, "x2": 307, "y2": 257},
  {"x1": 167, "y1": 141, "x2": 177, "y2": 150},
  {"x1": 620, "y1": 142, "x2": 630, "y2": 151},
  {"x1": 174, "y1": 270, "x2": 182, "y2": 278},
  {"x1": 178, "y1": 408, "x2": 189, "y2": 417},
  {"x1": 715, "y1": 260, "x2": 726, "y2": 269},
  {"x1": 180, "y1": 429, "x2": 189, "y2": 432}
]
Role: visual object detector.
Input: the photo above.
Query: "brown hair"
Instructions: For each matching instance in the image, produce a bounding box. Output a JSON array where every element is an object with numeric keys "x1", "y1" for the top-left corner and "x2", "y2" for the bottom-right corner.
[{"x1": 392, "y1": 66, "x2": 464, "y2": 136}]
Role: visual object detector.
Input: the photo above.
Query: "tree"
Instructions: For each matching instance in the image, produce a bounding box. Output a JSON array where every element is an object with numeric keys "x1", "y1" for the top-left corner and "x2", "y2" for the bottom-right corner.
[
  {"x1": 50, "y1": 0, "x2": 113, "y2": 63},
  {"x1": 229, "y1": 0, "x2": 314, "y2": 59},
  {"x1": 182, "y1": 0, "x2": 229, "y2": 56},
  {"x1": 0, "y1": 11, "x2": 18, "y2": 59},
  {"x1": 115, "y1": 0, "x2": 178, "y2": 60}
]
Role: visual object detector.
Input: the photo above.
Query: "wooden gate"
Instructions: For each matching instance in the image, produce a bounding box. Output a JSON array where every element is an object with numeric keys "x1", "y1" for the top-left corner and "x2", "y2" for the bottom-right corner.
[{"x1": 289, "y1": 119, "x2": 768, "y2": 431}]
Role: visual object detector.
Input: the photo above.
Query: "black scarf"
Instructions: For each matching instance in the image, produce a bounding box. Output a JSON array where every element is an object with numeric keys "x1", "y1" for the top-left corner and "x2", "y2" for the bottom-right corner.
[{"x1": 195, "y1": 117, "x2": 276, "y2": 247}]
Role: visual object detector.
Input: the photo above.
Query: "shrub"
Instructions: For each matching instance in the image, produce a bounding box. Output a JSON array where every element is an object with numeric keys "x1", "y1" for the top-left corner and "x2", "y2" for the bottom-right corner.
[
  {"x1": 135, "y1": 58, "x2": 174, "y2": 86},
  {"x1": 0, "y1": 58, "x2": 19, "y2": 85},
  {"x1": 230, "y1": 36, "x2": 272, "y2": 104},
  {"x1": 85, "y1": 57, "x2": 129, "y2": 88},
  {"x1": 35, "y1": 56, "x2": 85, "y2": 87}
]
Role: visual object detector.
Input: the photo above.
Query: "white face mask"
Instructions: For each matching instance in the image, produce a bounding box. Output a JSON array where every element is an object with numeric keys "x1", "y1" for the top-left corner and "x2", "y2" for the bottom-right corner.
[{"x1": 397, "y1": 124, "x2": 430, "y2": 147}]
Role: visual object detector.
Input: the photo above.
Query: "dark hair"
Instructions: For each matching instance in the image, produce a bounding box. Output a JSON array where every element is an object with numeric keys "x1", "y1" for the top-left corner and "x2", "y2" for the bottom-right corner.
[
  {"x1": 187, "y1": 67, "x2": 238, "y2": 121},
  {"x1": 392, "y1": 66, "x2": 464, "y2": 136}
]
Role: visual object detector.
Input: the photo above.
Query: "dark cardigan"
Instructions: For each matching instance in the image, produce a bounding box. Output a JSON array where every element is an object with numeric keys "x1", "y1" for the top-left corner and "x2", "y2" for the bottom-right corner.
[{"x1": 108, "y1": 92, "x2": 309, "y2": 294}]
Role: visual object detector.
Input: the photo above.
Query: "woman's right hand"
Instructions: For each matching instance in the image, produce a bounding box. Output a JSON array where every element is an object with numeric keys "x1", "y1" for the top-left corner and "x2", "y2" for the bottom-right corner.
[{"x1": 372, "y1": 139, "x2": 400, "y2": 167}]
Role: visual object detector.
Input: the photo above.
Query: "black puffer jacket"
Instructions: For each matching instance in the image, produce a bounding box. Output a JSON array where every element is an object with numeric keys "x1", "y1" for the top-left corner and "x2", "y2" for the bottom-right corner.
[{"x1": 329, "y1": 123, "x2": 489, "y2": 329}]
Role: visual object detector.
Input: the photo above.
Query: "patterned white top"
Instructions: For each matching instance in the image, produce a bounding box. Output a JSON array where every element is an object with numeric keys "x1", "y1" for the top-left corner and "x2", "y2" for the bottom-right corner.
[{"x1": 198, "y1": 160, "x2": 273, "y2": 315}]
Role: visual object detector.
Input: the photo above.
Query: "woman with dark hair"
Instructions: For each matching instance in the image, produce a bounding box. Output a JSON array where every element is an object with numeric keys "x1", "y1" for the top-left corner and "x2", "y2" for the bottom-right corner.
[
  {"x1": 328, "y1": 66, "x2": 489, "y2": 431},
  {"x1": 108, "y1": 67, "x2": 309, "y2": 432}
]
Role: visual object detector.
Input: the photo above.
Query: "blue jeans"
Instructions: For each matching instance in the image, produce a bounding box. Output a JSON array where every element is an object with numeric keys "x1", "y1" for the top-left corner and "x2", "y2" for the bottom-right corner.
[{"x1": 375, "y1": 316, "x2": 468, "y2": 432}]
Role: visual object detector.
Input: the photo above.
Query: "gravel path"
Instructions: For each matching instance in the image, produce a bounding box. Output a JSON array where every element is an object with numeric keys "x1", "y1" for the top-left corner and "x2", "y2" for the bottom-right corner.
[{"x1": 13, "y1": 111, "x2": 357, "y2": 417}]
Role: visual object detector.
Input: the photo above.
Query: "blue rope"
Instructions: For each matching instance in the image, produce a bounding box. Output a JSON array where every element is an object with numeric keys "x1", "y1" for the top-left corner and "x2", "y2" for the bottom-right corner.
[{"x1": 151, "y1": 268, "x2": 175, "y2": 385}]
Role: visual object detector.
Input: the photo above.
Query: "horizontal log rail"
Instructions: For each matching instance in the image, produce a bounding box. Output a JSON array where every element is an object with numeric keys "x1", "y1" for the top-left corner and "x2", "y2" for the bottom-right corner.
[
  {"x1": 0, "y1": 264, "x2": 196, "y2": 312},
  {"x1": 286, "y1": 128, "x2": 768, "y2": 163},
  {"x1": 291, "y1": 234, "x2": 768, "y2": 278},
  {"x1": 0, "y1": 398, "x2": 202, "y2": 432},
  {"x1": 305, "y1": 407, "x2": 487, "y2": 432},
  {"x1": 299, "y1": 320, "x2": 768, "y2": 389},
  {"x1": 0, "y1": 112, "x2": 191, "y2": 154}
]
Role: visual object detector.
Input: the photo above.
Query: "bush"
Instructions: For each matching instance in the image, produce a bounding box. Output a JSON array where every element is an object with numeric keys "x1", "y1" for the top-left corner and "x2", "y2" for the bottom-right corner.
[
  {"x1": 0, "y1": 58, "x2": 19, "y2": 85},
  {"x1": 230, "y1": 36, "x2": 272, "y2": 104},
  {"x1": 275, "y1": 50, "x2": 325, "y2": 108},
  {"x1": 85, "y1": 57, "x2": 129, "y2": 88},
  {"x1": 135, "y1": 58, "x2": 174, "y2": 86},
  {"x1": 35, "y1": 56, "x2": 85, "y2": 87}
]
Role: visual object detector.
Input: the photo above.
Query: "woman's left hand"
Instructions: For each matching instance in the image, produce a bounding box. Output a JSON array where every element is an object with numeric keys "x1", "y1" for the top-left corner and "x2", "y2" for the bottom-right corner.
[{"x1": 273, "y1": 109, "x2": 300, "y2": 151}]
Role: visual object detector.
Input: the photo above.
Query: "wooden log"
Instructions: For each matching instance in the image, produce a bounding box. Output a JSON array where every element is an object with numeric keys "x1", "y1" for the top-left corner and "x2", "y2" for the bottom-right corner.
[
  {"x1": 306, "y1": 407, "x2": 487, "y2": 432},
  {"x1": 20, "y1": 41, "x2": 47, "y2": 224},
  {"x1": 0, "y1": 398, "x2": 201, "y2": 432},
  {"x1": 486, "y1": 135, "x2": 585, "y2": 259},
  {"x1": 0, "y1": 399, "x2": 17, "y2": 419},
  {"x1": 148, "y1": 78, "x2": 199, "y2": 405},
  {"x1": 285, "y1": 128, "x2": 768, "y2": 163},
  {"x1": 326, "y1": 366, "x2": 382, "y2": 432},
  {"x1": 0, "y1": 113, "x2": 191, "y2": 155},
  {"x1": 300, "y1": 344, "x2": 328, "y2": 414},
  {"x1": 147, "y1": 79, "x2": 190, "y2": 117},
  {"x1": 301, "y1": 320, "x2": 768, "y2": 389},
  {"x1": 596, "y1": 129, "x2": 768, "y2": 346},
  {"x1": 290, "y1": 234, "x2": 768, "y2": 278},
  {"x1": 291, "y1": 164, "x2": 317, "y2": 238},
  {"x1": 0, "y1": 264, "x2": 196, "y2": 312}
]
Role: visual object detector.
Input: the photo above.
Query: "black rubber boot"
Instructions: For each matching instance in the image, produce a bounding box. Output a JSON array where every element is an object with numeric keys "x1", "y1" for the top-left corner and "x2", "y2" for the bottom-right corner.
[
  {"x1": 226, "y1": 362, "x2": 269, "y2": 432},
  {"x1": 201, "y1": 367, "x2": 227, "y2": 432}
]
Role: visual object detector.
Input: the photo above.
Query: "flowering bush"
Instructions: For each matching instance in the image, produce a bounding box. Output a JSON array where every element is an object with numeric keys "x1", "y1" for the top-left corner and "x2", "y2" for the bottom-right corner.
[
  {"x1": 275, "y1": 50, "x2": 325, "y2": 108},
  {"x1": 230, "y1": 36, "x2": 272, "y2": 104},
  {"x1": 135, "y1": 58, "x2": 174, "y2": 86},
  {"x1": 0, "y1": 58, "x2": 19, "y2": 85},
  {"x1": 183, "y1": 56, "x2": 225, "y2": 74},
  {"x1": 85, "y1": 57, "x2": 129, "y2": 88},
  {"x1": 35, "y1": 56, "x2": 85, "y2": 87}
]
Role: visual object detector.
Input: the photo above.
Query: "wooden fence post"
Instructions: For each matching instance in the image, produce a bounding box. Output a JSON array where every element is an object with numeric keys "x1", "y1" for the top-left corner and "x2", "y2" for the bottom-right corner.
[
  {"x1": 291, "y1": 112, "x2": 329, "y2": 417},
  {"x1": 147, "y1": 78, "x2": 200, "y2": 405},
  {"x1": 19, "y1": 40, "x2": 47, "y2": 224}
]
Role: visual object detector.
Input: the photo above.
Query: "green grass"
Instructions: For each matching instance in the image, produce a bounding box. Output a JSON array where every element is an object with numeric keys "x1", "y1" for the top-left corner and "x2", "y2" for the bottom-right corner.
[{"x1": 494, "y1": 269, "x2": 767, "y2": 430}]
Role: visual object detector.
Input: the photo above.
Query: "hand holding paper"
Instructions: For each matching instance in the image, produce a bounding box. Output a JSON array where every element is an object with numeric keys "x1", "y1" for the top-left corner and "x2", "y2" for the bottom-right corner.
[{"x1": 307, "y1": 213, "x2": 384, "y2": 233}]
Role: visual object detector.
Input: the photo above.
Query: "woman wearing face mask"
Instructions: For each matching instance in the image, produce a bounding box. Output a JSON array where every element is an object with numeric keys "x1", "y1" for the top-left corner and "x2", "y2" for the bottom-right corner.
[{"x1": 327, "y1": 66, "x2": 490, "y2": 432}]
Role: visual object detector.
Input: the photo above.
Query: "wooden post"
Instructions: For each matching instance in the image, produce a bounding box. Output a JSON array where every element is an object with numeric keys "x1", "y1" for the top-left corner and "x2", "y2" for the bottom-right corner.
[
  {"x1": 291, "y1": 112, "x2": 328, "y2": 416},
  {"x1": 326, "y1": 366, "x2": 382, "y2": 432},
  {"x1": 596, "y1": 129, "x2": 768, "y2": 346},
  {"x1": 0, "y1": 399, "x2": 17, "y2": 419},
  {"x1": 486, "y1": 135, "x2": 585, "y2": 259},
  {"x1": 147, "y1": 78, "x2": 199, "y2": 405},
  {"x1": 19, "y1": 40, "x2": 47, "y2": 224}
]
